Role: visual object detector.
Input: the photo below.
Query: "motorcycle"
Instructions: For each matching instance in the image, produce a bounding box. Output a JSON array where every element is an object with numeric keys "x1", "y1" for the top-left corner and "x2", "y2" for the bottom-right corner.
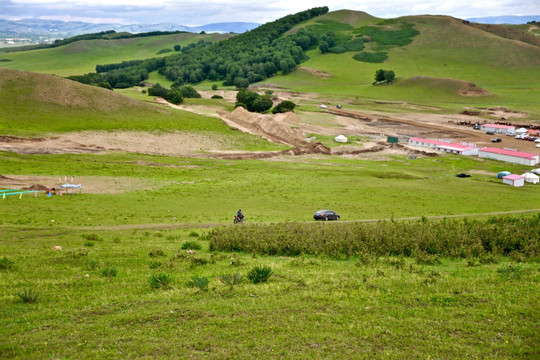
[{"x1": 233, "y1": 215, "x2": 245, "y2": 224}]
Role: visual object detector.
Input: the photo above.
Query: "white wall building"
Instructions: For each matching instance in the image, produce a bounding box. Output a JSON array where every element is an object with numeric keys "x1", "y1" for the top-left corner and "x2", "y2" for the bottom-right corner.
[
  {"x1": 478, "y1": 147, "x2": 539, "y2": 166},
  {"x1": 408, "y1": 137, "x2": 478, "y2": 155},
  {"x1": 480, "y1": 124, "x2": 515, "y2": 134},
  {"x1": 502, "y1": 174, "x2": 525, "y2": 187}
]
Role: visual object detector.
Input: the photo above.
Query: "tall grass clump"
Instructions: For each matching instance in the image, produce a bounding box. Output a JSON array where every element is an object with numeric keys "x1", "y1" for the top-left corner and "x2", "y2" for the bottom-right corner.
[
  {"x1": 188, "y1": 275, "x2": 210, "y2": 291},
  {"x1": 0, "y1": 256, "x2": 14, "y2": 270},
  {"x1": 149, "y1": 273, "x2": 173, "y2": 289},
  {"x1": 17, "y1": 288, "x2": 40, "y2": 304},
  {"x1": 247, "y1": 265, "x2": 273, "y2": 284},
  {"x1": 208, "y1": 215, "x2": 540, "y2": 259},
  {"x1": 181, "y1": 241, "x2": 202, "y2": 250}
]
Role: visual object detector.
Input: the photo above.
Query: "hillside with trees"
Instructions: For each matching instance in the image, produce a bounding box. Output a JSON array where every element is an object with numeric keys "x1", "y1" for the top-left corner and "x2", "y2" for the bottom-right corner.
[{"x1": 69, "y1": 7, "x2": 329, "y2": 89}]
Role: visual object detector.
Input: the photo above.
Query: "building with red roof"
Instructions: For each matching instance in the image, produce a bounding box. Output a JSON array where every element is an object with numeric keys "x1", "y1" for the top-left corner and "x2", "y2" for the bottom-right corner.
[
  {"x1": 478, "y1": 147, "x2": 539, "y2": 166},
  {"x1": 408, "y1": 138, "x2": 479, "y2": 155},
  {"x1": 502, "y1": 174, "x2": 525, "y2": 187}
]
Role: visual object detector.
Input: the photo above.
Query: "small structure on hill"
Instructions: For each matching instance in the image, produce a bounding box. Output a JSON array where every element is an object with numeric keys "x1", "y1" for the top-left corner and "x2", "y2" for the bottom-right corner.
[
  {"x1": 497, "y1": 171, "x2": 511, "y2": 179},
  {"x1": 334, "y1": 135, "x2": 348, "y2": 143},
  {"x1": 502, "y1": 174, "x2": 525, "y2": 187},
  {"x1": 522, "y1": 172, "x2": 539, "y2": 184}
]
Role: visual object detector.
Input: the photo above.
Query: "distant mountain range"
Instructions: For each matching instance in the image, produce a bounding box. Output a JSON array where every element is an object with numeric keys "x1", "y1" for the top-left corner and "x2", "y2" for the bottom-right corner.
[
  {"x1": 0, "y1": 19, "x2": 261, "y2": 46},
  {"x1": 465, "y1": 15, "x2": 539, "y2": 24}
]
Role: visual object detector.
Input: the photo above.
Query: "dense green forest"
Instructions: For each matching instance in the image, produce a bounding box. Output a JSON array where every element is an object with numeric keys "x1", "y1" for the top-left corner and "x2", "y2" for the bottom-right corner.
[{"x1": 68, "y1": 7, "x2": 329, "y2": 89}]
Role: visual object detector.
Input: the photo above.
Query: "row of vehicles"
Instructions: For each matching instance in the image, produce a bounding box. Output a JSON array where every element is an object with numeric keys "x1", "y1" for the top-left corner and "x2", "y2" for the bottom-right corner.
[{"x1": 514, "y1": 134, "x2": 540, "y2": 148}]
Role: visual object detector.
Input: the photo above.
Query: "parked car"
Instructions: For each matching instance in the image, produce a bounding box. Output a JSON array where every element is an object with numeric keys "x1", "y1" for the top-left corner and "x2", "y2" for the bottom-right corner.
[
  {"x1": 314, "y1": 210, "x2": 340, "y2": 221},
  {"x1": 536, "y1": 144, "x2": 540, "y2": 148},
  {"x1": 491, "y1": 137, "x2": 502, "y2": 143},
  {"x1": 506, "y1": 132, "x2": 516, "y2": 136},
  {"x1": 456, "y1": 173, "x2": 471, "y2": 178},
  {"x1": 535, "y1": 139, "x2": 540, "y2": 143},
  {"x1": 486, "y1": 131, "x2": 495, "y2": 135}
]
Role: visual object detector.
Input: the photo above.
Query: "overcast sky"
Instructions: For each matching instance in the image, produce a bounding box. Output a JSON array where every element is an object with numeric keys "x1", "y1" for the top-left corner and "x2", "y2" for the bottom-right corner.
[{"x1": 1, "y1": 0, "x2": 539, "y2": 25}]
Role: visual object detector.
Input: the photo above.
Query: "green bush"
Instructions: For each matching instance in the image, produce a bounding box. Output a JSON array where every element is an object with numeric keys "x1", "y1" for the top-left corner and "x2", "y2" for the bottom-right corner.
[{"x1": 247, "y1": 265, "x2": 273, "y2": 284}]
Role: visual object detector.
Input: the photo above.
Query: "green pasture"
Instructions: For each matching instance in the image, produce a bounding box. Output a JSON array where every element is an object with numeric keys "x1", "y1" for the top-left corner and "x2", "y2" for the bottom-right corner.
[
  {"x1": 0, "y1": 223, "x2": 538, "y2": 359},
  {"x1": 1, "y1": 151, "x2": 539, "y2": 227},
  {"x1": 0, "y1": 33, "x2": 233, "y2": 77},
  {"x1": 267, "y1": 16, "x2": 540, "y2": 118}
]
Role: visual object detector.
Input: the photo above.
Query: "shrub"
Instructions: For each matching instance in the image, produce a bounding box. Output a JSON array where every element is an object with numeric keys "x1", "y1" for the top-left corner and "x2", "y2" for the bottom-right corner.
[
  {"x1": 17, "y1": 288, "x2": 39, "y2": 304},
  {"x1": 182, "y1": 241, "x2": 202, "y2": 250},
  {"x1": 189, "y1": 231, "x2": 200, "y2": 238},
  {"x1": 247, "y1": 265, "x2": 273, "y2": 284},
  {"x1": 84, "y1": 241, "x2": 95, "y2": 247},
  {"x1": 211, "y1": 95, "x2": 223, "y2": 99},
  {"x1": 0, "y1": 256, "x2": 14, "y2": 270},
  {"x1": 100, "y1": 265, "x2": 118, "y2": 278},
  {"x1": 272, "y1": 100, "x2": 296, "y2": 114},
  {"x1": 353, "y1": 51, "x2": 388, "y2": 63},
  {"x1": 156, "y1": 48, "x2": 173, "y2": 54},
  {"x1": 149, "y1": 261, "x2": 162, "y2": 269},
  {"x1": 188, "y1": 275, "x2": 210, "y2": 291},
  {"x1": 149, "y1": 273, "x2": 173, "y2": 289},
  {"x1": 211, "y1": 84, "x2": 218, "y2": 90}
]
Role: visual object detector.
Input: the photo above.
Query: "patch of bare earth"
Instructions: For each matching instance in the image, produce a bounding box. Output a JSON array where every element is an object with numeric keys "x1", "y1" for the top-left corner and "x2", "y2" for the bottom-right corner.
[
  {"x1": 0, "y1": 131, "x2": 232, "y2": 156},
  {"x1": 0, "y1": 175, "x2": 161, "y2": 194}
]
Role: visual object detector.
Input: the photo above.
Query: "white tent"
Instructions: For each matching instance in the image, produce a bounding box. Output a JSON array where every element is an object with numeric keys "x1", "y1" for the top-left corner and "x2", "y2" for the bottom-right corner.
[
  {"x1": 515, "y1": 127, "x2": 528, "y2": 133},
  {"x1": 522, "y1": 172, "x2": 539, "y2": 184},
  {"x1": 334, "y1": 135, "x2": 348, "y2": 143},
  {"x1": 532, "y1": 168, "x2": 540, "y2": 175}
]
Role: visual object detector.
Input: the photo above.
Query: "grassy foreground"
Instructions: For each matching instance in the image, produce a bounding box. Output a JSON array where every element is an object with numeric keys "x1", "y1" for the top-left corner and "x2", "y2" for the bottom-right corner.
[{"x1": 0, "y1": 224, "x2": 538, "y2": 359}]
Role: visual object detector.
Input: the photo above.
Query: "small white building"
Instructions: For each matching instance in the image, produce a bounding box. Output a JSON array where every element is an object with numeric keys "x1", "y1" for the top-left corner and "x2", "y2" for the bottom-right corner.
[
  {"x1": 408, "y1": 137, "x2": 478, "y2": 155},
  {"x1": 480, "y1": 124, "x2": 515, "y2": 134},
  {"x1": 478, "y1": 147, "x2": 539, "y2": 166},
  {"x1": 502, "y1": 174, "x2": 525, "y2": 187},
  {"x1": 334, "y1": 135, "x2": 348, "y2": 143}
]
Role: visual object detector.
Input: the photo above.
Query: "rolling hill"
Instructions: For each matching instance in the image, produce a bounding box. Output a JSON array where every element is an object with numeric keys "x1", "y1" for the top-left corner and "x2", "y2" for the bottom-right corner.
[
  {"x1": 0, "y1": 68, "x2": 228, "y2": 136},
  {"x1": 266, "y1": 11, "x2": 540, "y2": 115},
  {"x1": 0, "y1": 32, "x2": 234, "y2": 76}
]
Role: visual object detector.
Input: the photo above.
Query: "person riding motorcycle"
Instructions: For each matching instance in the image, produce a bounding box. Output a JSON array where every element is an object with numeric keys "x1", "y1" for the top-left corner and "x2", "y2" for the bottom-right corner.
[{"x1": 234, "y1": 209, "x2": 245, "y2": 223}]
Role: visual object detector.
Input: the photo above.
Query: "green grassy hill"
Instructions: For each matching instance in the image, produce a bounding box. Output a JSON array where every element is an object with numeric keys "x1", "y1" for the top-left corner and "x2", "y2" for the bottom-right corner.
[
  {"x1": 0, "y1": 32, "x2": 233, "y2": 76},
  {"x1": 0, "y1": 68, "x2": 278, "y2": 154},
  {"x1": 268, "y1": 12, "x2": 540, "y2": 116}
]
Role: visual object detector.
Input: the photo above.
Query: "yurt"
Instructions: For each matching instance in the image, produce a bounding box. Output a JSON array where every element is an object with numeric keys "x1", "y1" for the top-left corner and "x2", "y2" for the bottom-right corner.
[
  {"x1": 522, "y1": 172, "x2": 539, "y2": 184},
  {"x1": 334, "y1": 135, "x2": 348, "y2": 143},
  {"x1": 497, "y1": 171, "x2": 511, "y2": 179},
  {"x1": 515, "y1": 127, "x2": 528, "y2": 134}
]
